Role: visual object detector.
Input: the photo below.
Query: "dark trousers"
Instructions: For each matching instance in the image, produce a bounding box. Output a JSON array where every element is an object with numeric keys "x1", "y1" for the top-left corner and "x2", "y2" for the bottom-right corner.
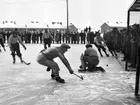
[
  {"x1": 43, "y1": 38, "x2": 51, "y2": 49},
  {"x1": 11, "y1": 43, "x2": 22, "y2": 57},
  {"x1": 94, "y1": 43, "x2": 108, "y2": 56}
]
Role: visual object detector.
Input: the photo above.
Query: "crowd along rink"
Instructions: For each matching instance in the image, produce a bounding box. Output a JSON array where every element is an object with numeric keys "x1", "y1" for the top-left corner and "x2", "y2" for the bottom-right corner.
[{"x1": 0, "y1": 44, "x2": 139, "y2": 105}]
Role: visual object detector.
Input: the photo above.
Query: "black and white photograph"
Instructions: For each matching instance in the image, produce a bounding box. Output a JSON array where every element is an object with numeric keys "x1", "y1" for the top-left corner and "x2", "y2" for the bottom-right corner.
[{"x1": 0, "y1": 0, "x2": 140, "y2": 105}]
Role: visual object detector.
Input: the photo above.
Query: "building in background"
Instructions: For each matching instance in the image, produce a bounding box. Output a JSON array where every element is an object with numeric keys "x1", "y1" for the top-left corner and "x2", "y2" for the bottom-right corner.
[
  {"x1": 69, "y1": 23, "x2": 78, "y2": 33},
  {"x1": 101, "y1": 22, "x2": 127, "y2": 33},
  {"x1": 0, "y1": 21, "x2": 78, "y2": 33}
]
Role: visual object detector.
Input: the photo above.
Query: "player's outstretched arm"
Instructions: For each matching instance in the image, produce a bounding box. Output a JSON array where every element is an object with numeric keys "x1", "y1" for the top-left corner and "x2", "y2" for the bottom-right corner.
[{"x1": 58, "y1": 52, "x2": 74, "y2": 74}]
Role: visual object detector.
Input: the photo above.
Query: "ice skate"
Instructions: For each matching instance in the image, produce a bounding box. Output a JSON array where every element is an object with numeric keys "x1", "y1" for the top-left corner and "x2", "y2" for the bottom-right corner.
[
  {"x1": 13, "y1": 60, "x2": 15, "y2": 64},
  {"x1": 12, "y1": 57, "x2": 16, "y2": 64},
  {"x1": 55, "y1": 76, "x2": 65, "y2": 83},
  {"x1": 51, "y1": 74, "x2": 55, "y2": 79}
]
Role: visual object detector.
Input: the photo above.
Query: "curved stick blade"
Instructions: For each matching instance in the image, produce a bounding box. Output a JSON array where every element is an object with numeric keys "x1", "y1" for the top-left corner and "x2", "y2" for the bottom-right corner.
[
  {"x1": 73, "y1": 73, "x2": 84, "y2": 80},
  {"x1": 80, "y1": 75, "x2": 84, "y2": 80}
]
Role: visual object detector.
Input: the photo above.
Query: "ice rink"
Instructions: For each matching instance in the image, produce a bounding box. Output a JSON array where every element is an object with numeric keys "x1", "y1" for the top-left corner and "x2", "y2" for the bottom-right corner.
[{"x1": 0, "y1": 44, "x2": 139, "y2": 105}]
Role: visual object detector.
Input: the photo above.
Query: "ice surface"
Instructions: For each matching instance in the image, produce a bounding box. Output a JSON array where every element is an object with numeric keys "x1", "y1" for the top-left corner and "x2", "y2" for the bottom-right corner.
[{"x1": 0, "y1": 44, "x2": 139, "y2": 105}]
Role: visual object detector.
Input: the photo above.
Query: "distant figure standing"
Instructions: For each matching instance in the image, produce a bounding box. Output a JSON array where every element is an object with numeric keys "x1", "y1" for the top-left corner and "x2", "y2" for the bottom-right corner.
[
  {"x1": 42, "y1": 29, "x2": 53, "y2": 49},
  {"x1": 8, "y1": 30, "x2": 26, "y2": 64}
]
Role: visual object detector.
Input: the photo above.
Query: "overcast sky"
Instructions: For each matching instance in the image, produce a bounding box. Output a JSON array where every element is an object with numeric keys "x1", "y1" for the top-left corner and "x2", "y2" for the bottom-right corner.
[{"x1": 0, "y1": 0, "x2": 138, "y2": 30}]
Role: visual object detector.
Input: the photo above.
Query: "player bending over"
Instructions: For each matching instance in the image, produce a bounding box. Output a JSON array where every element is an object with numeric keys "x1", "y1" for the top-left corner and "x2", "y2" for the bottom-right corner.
[
  {"x1": 36, "y1": 43, "x2": 74, "y2": 83},
  {"x1": 79, "y1": 44, "x2": 105, "y2": 72}
]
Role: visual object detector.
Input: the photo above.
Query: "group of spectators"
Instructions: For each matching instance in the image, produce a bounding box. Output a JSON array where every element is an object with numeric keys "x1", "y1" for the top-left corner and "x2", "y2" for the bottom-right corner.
[
  {"x1": 0, "y1": 29, "x2": 98, "y2": 45},
  {"x1": 0, "y1": 25, "x2": 139, "y2": 69},
  {"x1": 102, "y1": 24, "x2": 140, "y2": 69},
  {"x1": 0, "y1": 27, "x2": 126, "y2": 54},
  {"x1": 122, "y1": 24, "x2": 140, "y2": 69}
]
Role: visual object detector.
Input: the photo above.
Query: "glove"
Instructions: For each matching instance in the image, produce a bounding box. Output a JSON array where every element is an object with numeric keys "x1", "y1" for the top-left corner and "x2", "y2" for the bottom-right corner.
[
  {"x1": 23, "y1": 45, "x2": 26, "y2": 50},
  {"x1": 69, "y1": 70, "x2": 74, "y2": 74}
]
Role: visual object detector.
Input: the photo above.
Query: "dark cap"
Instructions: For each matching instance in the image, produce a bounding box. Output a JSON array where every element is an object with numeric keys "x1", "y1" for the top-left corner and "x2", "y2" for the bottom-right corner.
[{"x1": 61, "y1": 43, "x2": 71, "y2": 49}]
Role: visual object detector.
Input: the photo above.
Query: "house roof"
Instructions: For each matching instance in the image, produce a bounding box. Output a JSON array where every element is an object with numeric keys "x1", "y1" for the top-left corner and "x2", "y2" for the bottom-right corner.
[
  {"x1": 69, "y1": 24, "x2": 78, "y2": 32},
  {"x1": 0, "y1": 23, "x2": 17, "y2": 28},
  {"x1": 129, "y1": 0, "x2": 140, "y2": 11},
  {"x1": 16, "y1": 23, "x2": 26, "y2": 28},
  {"x1": 103, "y1": 22, "x2": 127, "y2": 28},
  {"x1": 26, "y1": 23, "x2": 47, "y2": 28},
  {"x1": 47, "y1": 24, "x2": 66, "y2": 29},
  {"x1": 102, "y1": 22, "x2": 127, "y2": 27},
  {"x1": 0, "y1": 23, "x2": 5, "y2": 28},
  {"x1": 0, "y1": 21, "x2": 78, "y2": 30}
]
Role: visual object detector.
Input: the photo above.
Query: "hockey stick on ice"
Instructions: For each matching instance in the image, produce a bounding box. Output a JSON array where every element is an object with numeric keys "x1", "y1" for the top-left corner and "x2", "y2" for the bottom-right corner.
[
  {"x1": 73, "y1": 72, "x2": 84, "y2": 80},
  {"x1": 22, "y1": 60, "x2": 31, "y2": 65}
]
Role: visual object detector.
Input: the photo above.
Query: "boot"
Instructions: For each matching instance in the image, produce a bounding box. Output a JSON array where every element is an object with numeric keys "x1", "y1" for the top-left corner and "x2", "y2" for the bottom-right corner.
[
  {"x1": 114, "y1": 52, "x2": 118, "y2": 58},
  {"x1": 13, "y1": 57, "x2": 16, "y2": 64},
  {"x1": 55, "y1": 76, "x2": 65, "y2": 83},
  {"x1": 51, "y1": 74, "x2": 55, "y2": 79},
  {"x1": 51, "y1": 73, "x2": 65, "y2": 83},
  {"x1": 104, "y1": 50, "x2": 109, "y2": 57},
  {"x1": 99, "y1": 50, "x2": 103, "y2": 57},
  {"x1": 110, "y1": 51, "x2": 114, "y2": 56}
]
